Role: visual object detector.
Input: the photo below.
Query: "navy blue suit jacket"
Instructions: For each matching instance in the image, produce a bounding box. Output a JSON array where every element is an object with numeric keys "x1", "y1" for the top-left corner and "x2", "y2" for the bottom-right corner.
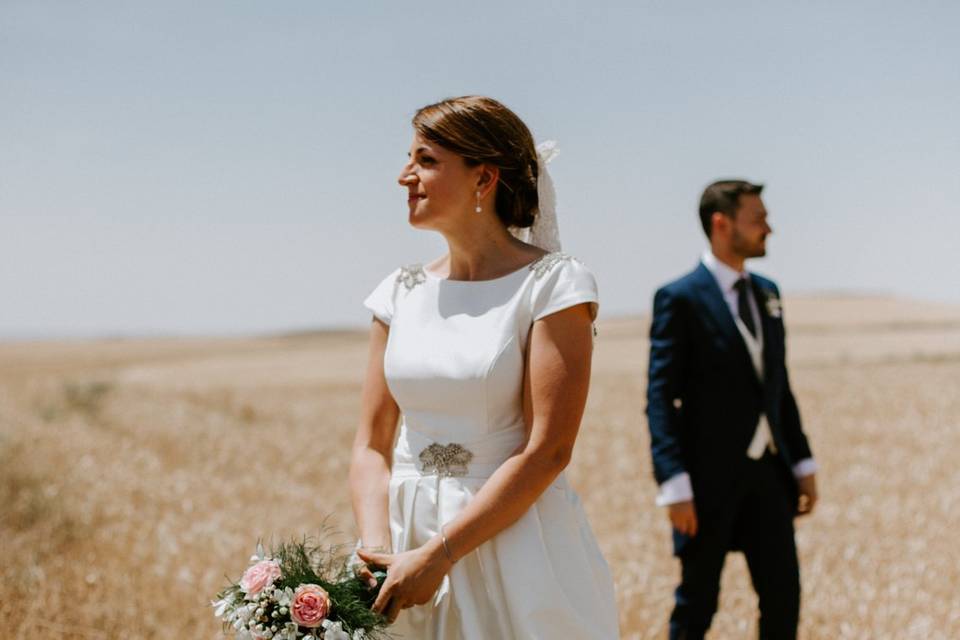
[{"x1": 646, "y1": 263, "x2": 813, "y2": 513}]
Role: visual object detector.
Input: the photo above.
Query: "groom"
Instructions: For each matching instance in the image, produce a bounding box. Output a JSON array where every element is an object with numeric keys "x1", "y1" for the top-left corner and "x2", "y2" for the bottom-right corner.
[{"x1": 646, "y1": 180, "x2": 818, "y2": 639}]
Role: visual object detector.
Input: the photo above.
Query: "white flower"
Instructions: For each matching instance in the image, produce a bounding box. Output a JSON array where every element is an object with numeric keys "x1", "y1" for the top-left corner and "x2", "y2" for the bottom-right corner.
[
  {"x1": 237, "y1": 605, "x2": 253, "y2": 623},
  {"x1": 765, "y1": 293, "x2": 783, "y2": 318},
  {"x1": 276, "y1": 587, "x2": 294, "y2": 608},
  {"x1": 212, "y1": 595, "x2": 233, "y2": 618},
  {"x1": 322, "y1": 619, "x2": 351, "y2": 640},
  {"x1": 352, "y1": 629, "x2": 367, "y2": 640}
]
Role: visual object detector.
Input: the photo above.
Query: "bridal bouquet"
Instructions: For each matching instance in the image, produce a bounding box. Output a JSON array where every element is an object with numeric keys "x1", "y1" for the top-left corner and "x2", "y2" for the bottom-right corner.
[{"x1": 212, "y1": 537, "x2": 389, "y2": 640}]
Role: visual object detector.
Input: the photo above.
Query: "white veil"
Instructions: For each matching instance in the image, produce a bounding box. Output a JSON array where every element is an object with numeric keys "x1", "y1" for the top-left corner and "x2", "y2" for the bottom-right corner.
[{"x1": 510, "y1": 140, "x2": 562, "y2": 252}]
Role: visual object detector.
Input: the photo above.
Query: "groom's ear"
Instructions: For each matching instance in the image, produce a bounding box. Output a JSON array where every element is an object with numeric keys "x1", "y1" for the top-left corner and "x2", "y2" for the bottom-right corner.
[{"x1": 710, "y1": 211, "x2": 732, "y2": 237}]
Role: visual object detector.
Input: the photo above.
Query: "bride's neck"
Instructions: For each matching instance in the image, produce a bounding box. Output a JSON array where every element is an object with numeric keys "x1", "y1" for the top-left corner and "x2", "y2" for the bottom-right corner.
[{"x1": 435, "y1": 218, "x2": 528, "y2": 281}]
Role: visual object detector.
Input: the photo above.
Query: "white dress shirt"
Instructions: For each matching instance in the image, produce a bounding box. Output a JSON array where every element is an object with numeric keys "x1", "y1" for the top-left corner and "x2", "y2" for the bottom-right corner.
[{"x1": 656, "y1": 251, "x2": 817, "y2": 506}]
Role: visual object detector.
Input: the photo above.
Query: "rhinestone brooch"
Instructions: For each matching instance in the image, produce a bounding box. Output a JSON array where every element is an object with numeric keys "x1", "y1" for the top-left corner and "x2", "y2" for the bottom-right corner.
[{"x1": 418, "y1": 443, "x2": 474, "y2": 478}]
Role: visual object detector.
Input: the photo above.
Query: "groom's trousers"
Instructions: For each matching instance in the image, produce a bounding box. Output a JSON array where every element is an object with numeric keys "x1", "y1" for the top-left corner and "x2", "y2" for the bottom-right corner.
[{"x1": 669, "y1": 452, "x2": 800, "y2": 640}]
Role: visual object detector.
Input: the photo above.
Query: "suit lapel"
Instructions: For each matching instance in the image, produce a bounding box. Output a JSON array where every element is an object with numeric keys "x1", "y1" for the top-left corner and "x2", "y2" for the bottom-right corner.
[{"x1": 692, "y1": 263, "x2": 760, "y2": 387}]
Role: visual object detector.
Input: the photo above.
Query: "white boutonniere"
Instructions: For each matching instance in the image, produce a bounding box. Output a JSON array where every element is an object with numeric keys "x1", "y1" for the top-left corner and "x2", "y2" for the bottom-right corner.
[{"x1": 764, "y1": 292, "x2": 782, "y2": 318}]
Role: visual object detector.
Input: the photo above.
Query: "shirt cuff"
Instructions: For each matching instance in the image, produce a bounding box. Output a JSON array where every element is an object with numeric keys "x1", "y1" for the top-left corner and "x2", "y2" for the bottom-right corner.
[
  {"x1": 792, "y1": 458, "x2": 818, "y2": 479},
  {"x1": 656, "y1": 472, "x2": 694, "y2": 506}
]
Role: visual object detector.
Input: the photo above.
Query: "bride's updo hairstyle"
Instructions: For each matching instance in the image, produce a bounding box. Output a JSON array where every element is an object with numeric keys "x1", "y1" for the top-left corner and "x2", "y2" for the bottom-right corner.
[{"x1": 413, "y1": 96, "x2": 539, "y2": 229}]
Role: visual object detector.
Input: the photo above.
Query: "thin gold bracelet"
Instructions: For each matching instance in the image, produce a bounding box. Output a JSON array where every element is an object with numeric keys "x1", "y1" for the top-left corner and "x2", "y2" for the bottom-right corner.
[{"x1": 439, "y1": 524, "x2": 455, "y2": 563}]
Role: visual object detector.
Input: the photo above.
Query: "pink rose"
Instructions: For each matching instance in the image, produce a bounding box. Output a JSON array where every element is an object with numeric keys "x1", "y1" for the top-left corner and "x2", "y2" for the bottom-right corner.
[
  {"x1": 240, "y1": 559, "x2": 282, "y2": 599},
  {"x1": 290, "y1": 583, "x2": 331, "y2": 628}
]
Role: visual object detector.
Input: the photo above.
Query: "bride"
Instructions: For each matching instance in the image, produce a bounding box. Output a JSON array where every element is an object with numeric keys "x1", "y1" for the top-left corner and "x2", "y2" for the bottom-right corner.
[{"x1": 349, "y1": 95, "x2": 619, "y2": 639}]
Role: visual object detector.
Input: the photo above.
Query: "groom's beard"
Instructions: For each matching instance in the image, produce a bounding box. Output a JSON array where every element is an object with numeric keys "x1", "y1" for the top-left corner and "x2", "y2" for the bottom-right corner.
[{"x1": 732, "y1": 230, "x2": 767, "y2": 258}]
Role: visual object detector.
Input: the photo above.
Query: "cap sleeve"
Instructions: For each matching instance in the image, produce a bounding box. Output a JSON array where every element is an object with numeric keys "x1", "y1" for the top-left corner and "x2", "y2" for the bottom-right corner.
[
  {"x1": 531, "y1": 255, "x2": 599, "y2": 322},
  {"x1": 362, "y1": 268, "x2": 400, "y2": 325}
]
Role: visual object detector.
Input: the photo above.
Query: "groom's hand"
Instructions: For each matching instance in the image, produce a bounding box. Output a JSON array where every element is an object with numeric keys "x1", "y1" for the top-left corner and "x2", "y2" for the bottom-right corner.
[
  {"x1": 796, "y1": 472, "x2": 818, "y2": 516},
  {"x1": 668, "y1": 500, "x2": 698, "y2": 537}
]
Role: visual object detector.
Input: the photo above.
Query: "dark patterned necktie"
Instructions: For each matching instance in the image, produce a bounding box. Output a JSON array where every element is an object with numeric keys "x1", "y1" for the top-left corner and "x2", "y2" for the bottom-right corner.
[{"x1": 734, "y1": 278, "x2": 757, "y2": 338}]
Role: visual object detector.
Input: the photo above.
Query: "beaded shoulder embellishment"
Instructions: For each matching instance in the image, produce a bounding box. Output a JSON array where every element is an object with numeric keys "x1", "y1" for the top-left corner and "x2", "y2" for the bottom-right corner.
[
  {"x1": 396, "y1": 264, "x2": 426, "y2": 291},
  {"x1": 528, "y1": 251, "x2": 576, "y2": 279}
]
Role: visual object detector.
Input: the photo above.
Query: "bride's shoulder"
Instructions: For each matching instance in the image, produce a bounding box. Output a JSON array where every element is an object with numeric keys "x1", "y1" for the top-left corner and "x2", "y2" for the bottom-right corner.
[
  {"x1": 528, "y1": 251, "x2": 593, "y2": 281},
  {"x1": 370, "y1": 260, "x2": 432, "y2": 290},
  {"x1": 363, "y1": 260, "x2": 428, "y2": 324},
  {"x1": 529, "y1": 251, "x2": 599, "y2": 321}
]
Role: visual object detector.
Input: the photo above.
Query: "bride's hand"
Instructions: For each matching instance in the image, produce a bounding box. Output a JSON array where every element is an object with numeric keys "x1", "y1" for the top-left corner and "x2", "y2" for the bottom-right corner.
[
  {"x1": 353, "y1": 559, "x2": 379, "y2": 589},
  {"x1": 356, "y1": 538, "x2": 453, "y2": 623}
]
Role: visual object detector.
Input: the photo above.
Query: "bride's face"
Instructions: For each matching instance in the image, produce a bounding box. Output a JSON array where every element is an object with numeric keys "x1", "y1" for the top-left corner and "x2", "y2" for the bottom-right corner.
[{"x1": 398, "y1": 134, "x2": 480, "y2": 230}]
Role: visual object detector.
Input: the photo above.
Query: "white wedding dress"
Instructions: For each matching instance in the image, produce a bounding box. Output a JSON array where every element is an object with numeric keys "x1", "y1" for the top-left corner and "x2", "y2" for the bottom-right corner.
[{"x1": 363, "y1": 252, "x2": 619, "y2": 640}]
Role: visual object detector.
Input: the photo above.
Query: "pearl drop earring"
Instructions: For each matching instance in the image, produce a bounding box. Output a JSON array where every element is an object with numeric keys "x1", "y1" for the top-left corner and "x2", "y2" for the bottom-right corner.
[{"x1": 475, "y1": 191, "x2": 482, "y2": 214}]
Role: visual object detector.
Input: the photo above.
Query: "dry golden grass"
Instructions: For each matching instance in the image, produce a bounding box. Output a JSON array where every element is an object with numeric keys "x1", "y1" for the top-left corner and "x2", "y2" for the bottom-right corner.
[{"x1": 2, "y1": 296, "x2": 959, "y2": 638}]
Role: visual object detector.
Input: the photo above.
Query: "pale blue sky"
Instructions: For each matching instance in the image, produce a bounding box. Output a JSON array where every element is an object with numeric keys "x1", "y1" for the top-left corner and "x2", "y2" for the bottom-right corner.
[{"x1": 2, "y1": 1, "x2": 958, "y2": 338}]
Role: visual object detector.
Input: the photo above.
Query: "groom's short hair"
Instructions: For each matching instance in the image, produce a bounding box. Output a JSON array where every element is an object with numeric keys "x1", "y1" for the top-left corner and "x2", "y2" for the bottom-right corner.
[{"x1": 699, "y1": 180, "x2": 764, "y2": 237}]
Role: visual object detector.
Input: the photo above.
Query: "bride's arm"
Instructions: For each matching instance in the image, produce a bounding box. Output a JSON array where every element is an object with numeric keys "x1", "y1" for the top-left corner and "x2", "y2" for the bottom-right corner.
[
  {"x1": 360, "y1": 303, "x2": 594, "y2": 620},
  {"x1": 349, "y1": 318, "x2": 400, "y2": 552}
]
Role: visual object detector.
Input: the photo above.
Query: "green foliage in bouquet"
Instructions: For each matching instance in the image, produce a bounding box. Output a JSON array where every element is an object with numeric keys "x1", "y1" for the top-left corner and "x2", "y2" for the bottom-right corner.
[
  {"x1": 213, "y1": 532, "x2": 391, "y2": 640},
  {"x1": 273, "y1": 537, "x2": 387, "y2": 631}
]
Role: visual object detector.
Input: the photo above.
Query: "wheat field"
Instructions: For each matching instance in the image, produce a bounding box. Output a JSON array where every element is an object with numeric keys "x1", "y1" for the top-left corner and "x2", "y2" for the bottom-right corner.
[{"x1": 2, "y1": 295, "x2": 959, "y2": 639}]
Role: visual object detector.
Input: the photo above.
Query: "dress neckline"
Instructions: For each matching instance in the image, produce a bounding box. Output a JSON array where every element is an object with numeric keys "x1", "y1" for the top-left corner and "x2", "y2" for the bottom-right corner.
[{"x1": 422, "y1": 252, "x2": 554, "y2": 284}]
